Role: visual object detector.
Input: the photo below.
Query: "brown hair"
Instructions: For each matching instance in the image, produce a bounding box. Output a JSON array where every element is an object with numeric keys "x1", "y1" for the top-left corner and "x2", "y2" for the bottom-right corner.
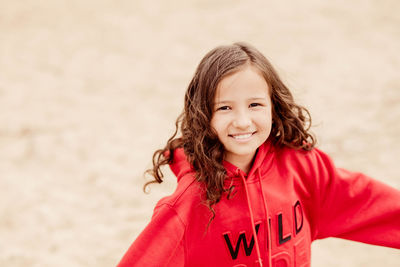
[{"x1": 144, "y1": 42, "x2": 315, "y2": 222}]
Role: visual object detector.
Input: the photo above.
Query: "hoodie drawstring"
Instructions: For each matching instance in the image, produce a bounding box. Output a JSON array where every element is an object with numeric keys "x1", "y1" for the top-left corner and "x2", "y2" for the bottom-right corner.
[
  {"x1": 257, "y1": 168, "x2": 273, "y2": 267},
  {"x1": 239, "y1": 171, "x2": 264, "y2": 267}
]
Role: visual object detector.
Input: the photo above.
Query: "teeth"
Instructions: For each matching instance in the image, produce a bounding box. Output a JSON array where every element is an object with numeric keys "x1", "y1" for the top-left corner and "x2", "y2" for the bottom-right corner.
[{"x1": 232, "y1": 133, "x2": 252, "y2": 140}]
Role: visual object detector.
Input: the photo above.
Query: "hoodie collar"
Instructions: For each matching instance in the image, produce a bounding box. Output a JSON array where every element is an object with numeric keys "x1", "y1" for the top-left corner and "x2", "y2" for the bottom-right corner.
[
  {"x1": 223, "y1": 139, "x2": 274, "y2": 185},
  {"x1": 169, "y1": 139, "x2": 274, "y2": 184}
]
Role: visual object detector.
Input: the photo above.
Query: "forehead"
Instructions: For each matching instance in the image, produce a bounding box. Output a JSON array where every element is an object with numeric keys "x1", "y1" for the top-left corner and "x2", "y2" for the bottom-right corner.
[{"x1": 215, "y1": 65, "x2": 270, "y2": 101}]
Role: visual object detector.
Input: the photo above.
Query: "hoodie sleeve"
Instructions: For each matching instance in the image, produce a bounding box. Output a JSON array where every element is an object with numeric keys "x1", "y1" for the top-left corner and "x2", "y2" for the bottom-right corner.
[
  {"x1": 117, "y1": 204, "x2": 185, "y2": 267},
  {"x1": 309, "y1": 148, "x2": 400, "y2": 248}
]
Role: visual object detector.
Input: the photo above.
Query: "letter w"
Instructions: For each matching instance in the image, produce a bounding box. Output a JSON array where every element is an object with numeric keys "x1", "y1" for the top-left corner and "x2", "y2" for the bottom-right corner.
[{"x1": 223, "y1": 224, "x2": 260, "y2": 260}]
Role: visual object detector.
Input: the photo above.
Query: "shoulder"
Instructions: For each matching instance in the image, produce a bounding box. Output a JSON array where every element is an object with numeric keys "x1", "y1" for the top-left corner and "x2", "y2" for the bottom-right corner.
[
  {"x1": 274, "y1": 145, "x2": 329, "y2": 164},
  {"x1": 272, "y1": 145, "x2": 336, "y2": 178},
  {"x1": 153, "y1": 173, "x2": 207, "y2": 224}
]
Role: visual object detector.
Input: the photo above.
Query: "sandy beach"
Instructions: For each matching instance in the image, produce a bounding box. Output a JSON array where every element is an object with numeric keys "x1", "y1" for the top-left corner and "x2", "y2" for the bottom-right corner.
[{"x1": 1, "y1": 0, "x2": 399, "y2": 266}]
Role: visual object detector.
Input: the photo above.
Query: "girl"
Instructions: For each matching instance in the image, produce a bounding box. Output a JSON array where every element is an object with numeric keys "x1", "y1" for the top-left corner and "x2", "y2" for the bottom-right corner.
[{"x1": 118, "y1": 42, "x2": 400, "y2": 267}]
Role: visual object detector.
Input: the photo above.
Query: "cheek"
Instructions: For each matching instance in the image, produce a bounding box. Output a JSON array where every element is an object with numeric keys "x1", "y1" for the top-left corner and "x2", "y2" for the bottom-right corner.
[
  {"x1": 210, "y1": 116, "x2": 217, "y2": 131},
  {"x1": 210, "y1": 116, "x2": 222, "y2": 135},
  {"x1": 211, "y1": 114, "x2": 221, "y2": 127},
  {"x1": 255, "y1": 111, "x2": 272, "y2": 127}
]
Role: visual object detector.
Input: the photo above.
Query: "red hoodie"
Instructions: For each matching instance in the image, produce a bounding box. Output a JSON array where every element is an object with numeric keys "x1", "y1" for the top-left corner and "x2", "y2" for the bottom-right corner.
[{"x1": 118, "y1": 141, "x2": 400, "y2": 267}]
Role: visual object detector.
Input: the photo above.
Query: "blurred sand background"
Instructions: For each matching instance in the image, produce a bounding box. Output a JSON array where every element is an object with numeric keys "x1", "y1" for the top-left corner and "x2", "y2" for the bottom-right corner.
[{"x1": 1, "y1": 0, "x2": 399, "y2": 266}]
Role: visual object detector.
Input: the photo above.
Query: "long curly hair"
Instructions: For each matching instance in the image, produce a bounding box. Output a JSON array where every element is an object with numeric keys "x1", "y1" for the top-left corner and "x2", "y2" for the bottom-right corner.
[{"x1": 144, "y1": 42, "x2": 315, "y2": 223}]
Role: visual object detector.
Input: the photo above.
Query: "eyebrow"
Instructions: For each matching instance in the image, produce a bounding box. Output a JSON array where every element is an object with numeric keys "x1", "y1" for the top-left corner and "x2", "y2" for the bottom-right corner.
[
  {"x1": 214, "y1": 97, "x2": 267, "y2": 104},
  {"x1": 248, "y1": 97, "x2": 267, "y2": 101}
]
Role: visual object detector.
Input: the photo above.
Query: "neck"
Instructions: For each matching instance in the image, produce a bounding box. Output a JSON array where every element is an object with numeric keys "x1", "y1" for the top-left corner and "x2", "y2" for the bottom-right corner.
[
  {"x1": 238, "y1": 161, "x2": 252, "y2": 174},
  {"x1": 224, "y1": 153, "x2": 256, "y2": 174}
]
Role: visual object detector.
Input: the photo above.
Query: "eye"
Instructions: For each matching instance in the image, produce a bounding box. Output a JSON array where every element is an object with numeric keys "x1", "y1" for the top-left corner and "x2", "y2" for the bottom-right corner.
[
  {"x1": 216, "y1": 106, "x2": 231, "y2": 111},
  {"x1": 249, "y1": 103, "x2": 262, "y2": 108}
]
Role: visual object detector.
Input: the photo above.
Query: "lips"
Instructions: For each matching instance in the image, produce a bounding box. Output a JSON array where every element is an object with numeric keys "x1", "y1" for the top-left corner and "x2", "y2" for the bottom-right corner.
[{"x1": 229, "y1": 132, "x2": 255, "y2": 140}]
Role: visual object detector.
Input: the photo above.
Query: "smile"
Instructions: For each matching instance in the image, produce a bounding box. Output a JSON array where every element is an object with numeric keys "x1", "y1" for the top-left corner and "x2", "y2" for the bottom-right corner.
[{"x1": 230, "y1": 132, "x2": 255, "y2": 140}]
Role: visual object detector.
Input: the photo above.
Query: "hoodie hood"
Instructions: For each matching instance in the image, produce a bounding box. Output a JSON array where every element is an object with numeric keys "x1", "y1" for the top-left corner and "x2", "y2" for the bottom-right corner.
[{"x1": 169, "y1": 148, "x2": 194, "y2": 182}]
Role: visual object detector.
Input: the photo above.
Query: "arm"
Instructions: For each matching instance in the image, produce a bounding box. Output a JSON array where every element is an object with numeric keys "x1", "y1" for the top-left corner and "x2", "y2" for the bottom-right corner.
[
  {"x1": 117, "y1": 204, "x2": 185, "y2": 267},
  {"x1": 309, "y1": 148, "x2": 400, "y2": 248}
]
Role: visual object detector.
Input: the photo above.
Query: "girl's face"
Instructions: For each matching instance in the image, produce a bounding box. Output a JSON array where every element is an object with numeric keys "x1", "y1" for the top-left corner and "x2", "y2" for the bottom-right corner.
[{"x1": 211, "y1": 65, "x2": 272, "y2": 172}]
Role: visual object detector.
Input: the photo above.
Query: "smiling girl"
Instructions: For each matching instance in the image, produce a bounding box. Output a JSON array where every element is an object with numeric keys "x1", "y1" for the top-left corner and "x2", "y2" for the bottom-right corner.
[
  {"x1": 211, "y1": 64, "x2": 273, "y2": 174},
  {"x1": 118, "y1": 42, "x2": 400, "y2": 267}
]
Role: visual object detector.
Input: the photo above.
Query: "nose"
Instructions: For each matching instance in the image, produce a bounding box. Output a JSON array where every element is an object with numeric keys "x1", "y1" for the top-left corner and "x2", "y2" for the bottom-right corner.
[{"x1": 232, "y1": 110, "x2": 251, "y2": 129}]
